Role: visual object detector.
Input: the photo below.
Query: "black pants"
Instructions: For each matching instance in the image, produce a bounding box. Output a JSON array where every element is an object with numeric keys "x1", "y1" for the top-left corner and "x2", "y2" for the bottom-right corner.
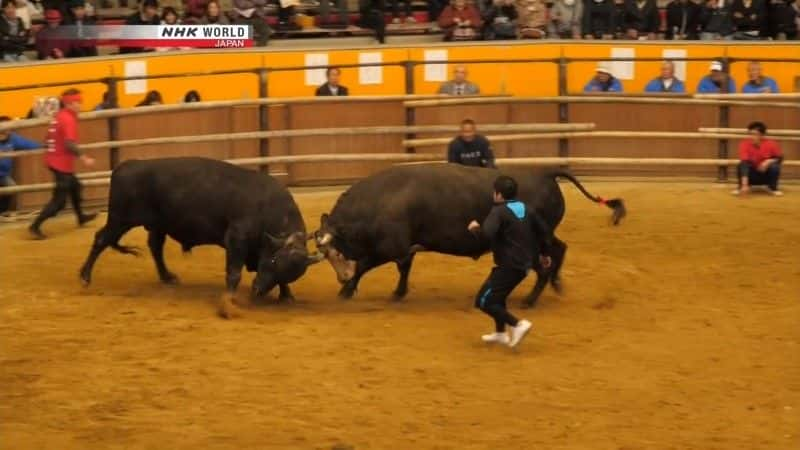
[
  {"x1": 475, "y1": 266, "x2": 527, "y2": 332},
  {"x1": 31, "y1": 168, "x2": 84, "y2": 228},
  {"x1": 738, "y1": 161, "x2": 781, "y2": 191}
]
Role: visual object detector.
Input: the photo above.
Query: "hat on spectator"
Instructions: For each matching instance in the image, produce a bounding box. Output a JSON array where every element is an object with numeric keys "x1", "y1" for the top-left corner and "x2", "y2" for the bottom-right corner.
[
  {"x1": 596, "y1": 63, "x2": 613, "y2": 75},
  {"x1": 45, "y1": 9, "x2": 62, "y2": 21},
  {"x1": 709, "y1": 61, "x2": 724, "y2": 72}
]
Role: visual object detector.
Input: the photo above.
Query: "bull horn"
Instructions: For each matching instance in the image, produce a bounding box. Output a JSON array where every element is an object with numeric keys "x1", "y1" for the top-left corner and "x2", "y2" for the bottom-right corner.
[
  {"x1": 318, "y1": 233, "x2": 332, "y2": 246},
  {"x1": 306, "y1": 252, "x2": 326, "y2": 266}
]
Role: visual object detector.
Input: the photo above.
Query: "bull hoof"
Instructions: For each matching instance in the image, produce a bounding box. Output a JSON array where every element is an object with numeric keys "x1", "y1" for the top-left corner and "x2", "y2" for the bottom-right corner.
[
  {"x1": 520, "y1": 298, "x2": 537, "y2": 309},
  {"x1": 80, "y1": 275, "x2": 91, "y2": 288},
  {"x1": 391, "y1": 290, "x2": 407, "y2": 302},
  {"x1": 160, "y1": 273, "x2": 180, "y2": 285},
  {"x1": 217, "y1": 293, "x2": 242, "y2": 319},
  {"x1": 551, "y1": 279, "x2": 563, "y2": 294},
  {"x1": 338, "y1": 287, "x2": 355, "y2": 300},
  {"x1": 278, "y1": 294, "x2": 296, "y2": 303}
]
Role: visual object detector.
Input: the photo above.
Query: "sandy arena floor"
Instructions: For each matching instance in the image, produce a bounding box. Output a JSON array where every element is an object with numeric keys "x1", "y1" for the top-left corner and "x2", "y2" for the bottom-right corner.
[{"x1": 1, "y1": 181, "x2": 798, "y2": 450}]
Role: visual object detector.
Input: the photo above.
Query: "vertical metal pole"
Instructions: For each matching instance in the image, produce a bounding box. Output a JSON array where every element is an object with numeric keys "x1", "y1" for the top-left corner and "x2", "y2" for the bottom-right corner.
[
  {"x1": 258, "y1": 69, "x2": 270, "y2": 172},
  {"x1": 106, "y1": 77, "x2": 120, "y2": 170},
  {"x1": 717, "y1": 57, "x2": 730, "y2": 182},
  {"x1": 404, "y1": 61, "x2": 416, "y2": 153},
  {"x1": 557, "y1": 57, "x2": 569, "y2": 160}
]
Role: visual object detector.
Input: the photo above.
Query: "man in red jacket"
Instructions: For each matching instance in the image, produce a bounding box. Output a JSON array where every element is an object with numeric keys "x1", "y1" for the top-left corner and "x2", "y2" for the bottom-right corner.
[
  {"x1": 732, "y1": 121, "x2": 784, "y2": 197},
  {"x1": 29, "y1": 88, "x2": 97, "y2": 239}
]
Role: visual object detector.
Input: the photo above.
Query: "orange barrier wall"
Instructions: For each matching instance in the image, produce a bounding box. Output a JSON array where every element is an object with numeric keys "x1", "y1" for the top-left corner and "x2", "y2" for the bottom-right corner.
[{"x1": 1, "y1": 42, "x2": 798, "y2": 119}]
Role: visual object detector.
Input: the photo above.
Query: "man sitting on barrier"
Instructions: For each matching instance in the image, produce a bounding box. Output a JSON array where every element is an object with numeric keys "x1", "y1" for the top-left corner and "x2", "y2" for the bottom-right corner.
[
  {"x1": 0, "y1": 116, "x2": 42, "y2": 214},
  {"x1": 732, "y1": 121, "x2": 783, "y2": 197},
  {"x1": 583, "y1": 64, "x2": 623, "y2": 93},
  {"x1": 644, "y1": 60, "x2": 686, "y2": 93},
  {"x1": 447, "y1": 119, "x2": 495, "y2": 168},
  {"x1": 697, "y1": 60, "x2": 737, "y2": 93},
  {"x1": 741, "y1": 61, "x2": 780, "y2": 94}
]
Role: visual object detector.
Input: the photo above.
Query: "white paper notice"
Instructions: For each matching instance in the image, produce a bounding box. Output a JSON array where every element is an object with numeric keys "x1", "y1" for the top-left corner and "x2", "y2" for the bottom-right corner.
[
  {"x1": 124, "y1": 61, "x2": 147, "y2": 95},
  {"x1": 610, "y1": 48, "x2": 635, "y2": 80},
  {"x1": 304, "y1": 53, "x2": 329, "y2": 86},
  {"x1": 424, "y1": 49, "x2": 448, "y2": 82},
  {"x1": 662, "y1": 49, "x2": 688, "y2": 81},
  {"x1": 359, "y1": 52, "x2": 382, "y2": 85}
]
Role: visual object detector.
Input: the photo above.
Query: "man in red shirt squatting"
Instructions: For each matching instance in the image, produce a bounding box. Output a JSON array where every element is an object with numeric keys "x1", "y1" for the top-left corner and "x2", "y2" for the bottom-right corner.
[
  {"x1": 732, "y1": 121, "x2": 784, "y2": 197},
  {"x1": 29, "y1": 88, "x2": 97, "y2": 239}
]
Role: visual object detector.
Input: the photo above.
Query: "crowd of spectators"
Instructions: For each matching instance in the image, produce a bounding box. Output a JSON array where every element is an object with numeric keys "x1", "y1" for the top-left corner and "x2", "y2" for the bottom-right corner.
[{"x1": 1, "y1": 0, "x2": 798, "y2": 62}]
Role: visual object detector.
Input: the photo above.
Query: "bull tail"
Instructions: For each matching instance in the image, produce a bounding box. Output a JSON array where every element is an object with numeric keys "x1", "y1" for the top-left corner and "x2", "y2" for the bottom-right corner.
[{"x1": 550, "y1": 171, "x2": 626, "y2": 225}]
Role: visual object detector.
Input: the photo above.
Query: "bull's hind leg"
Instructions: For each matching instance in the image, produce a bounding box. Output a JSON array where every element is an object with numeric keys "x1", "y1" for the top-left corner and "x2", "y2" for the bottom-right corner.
[
  {"x1": 79, "y1": 223, "x2": 135, "y2": 286},
  {"x1": 392, "y1": 252, "x2": 416, "y2": 300},
  {"x1": 522, "y1": 266, "x2": 549, "y2": 309},
  {"x1": 278, "y1": 284, "x2": 295, "y2": 302},
  {"x1": 548, "y1": 237, "x2": 567, "y2": 294},
  {"x1": 147, "y1": 230, "x2": 178, "y2": 284}
]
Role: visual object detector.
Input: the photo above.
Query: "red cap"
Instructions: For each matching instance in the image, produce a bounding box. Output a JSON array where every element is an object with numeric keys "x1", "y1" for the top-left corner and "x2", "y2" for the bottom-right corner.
[{"x1": 45, "y1": 9, "x2": 62, "y2": 21}]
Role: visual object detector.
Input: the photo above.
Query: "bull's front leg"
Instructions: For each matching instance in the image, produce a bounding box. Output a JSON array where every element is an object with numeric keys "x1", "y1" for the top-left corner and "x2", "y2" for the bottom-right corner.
[
  {"x1": 339, "y1": 257, "x2": 381, "y2": 300},
  {"x1": 278, "y1": 283, "x2": 295, "y2": 302},
  {"x1": 218, "y1": 237, "x2": 247, "y2": 319}
]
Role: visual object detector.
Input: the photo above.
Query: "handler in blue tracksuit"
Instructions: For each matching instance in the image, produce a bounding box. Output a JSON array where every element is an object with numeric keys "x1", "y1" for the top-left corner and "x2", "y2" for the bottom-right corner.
[
  {"x1": 467, "y1": 175, "x2": 552, "y2": 348},
  {"x1": 0, "y1": 116, "x2": 42, "y2": 213}
]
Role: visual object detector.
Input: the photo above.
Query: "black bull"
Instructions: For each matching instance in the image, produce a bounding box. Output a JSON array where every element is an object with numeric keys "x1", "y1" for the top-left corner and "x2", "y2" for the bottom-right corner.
[
  {"x1": 78, "y1": 157, "x2": 324, "y2": 317},
  {"x1": 313, "y1": 164, "x2": 625, "y2": 307}
]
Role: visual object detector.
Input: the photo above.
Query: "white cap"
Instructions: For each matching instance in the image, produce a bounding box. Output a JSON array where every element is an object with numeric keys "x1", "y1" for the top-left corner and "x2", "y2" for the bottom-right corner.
[
  {"x1": 596, "y1": 64, "x2": 612, "y2": 75},
  {"x1": 710, "y1": 61, "x2": 724, "y2": 72}
]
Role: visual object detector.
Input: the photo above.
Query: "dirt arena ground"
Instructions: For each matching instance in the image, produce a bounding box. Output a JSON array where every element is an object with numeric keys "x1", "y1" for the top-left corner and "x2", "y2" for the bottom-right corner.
[{"x1": 1, "y1": 180, "x2": 798, "y2": 450}]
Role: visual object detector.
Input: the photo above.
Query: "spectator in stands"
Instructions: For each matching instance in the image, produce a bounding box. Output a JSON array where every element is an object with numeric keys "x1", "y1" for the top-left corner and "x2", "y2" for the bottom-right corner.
[
  {"x1": 644, "y1": 60, "x2": 686, "y2": 93},
  {"x1": 733, "y1": 121, "x2": 783, "y2": 196},
  {"x1": 36, "y1": 8, "x2": 70, "y2": 59},
  {"x1": 517, "y1": 0, "x2": 547, "y2": 38},
  {"x1": 230, "y1": 0, "x2": 269, "y2": 46},
  {"x1": 389, "y1": 0, "x2": 415, "y2": 24},
  {"x1": 137, "y1": 90, "x2": 164, "y2": 106},
  {"x1": 548, "y1": 0, "x2": 583, "y2": 39},
  {"x1": 315, "y1": 67, "x2": 349, "y2": 96},
  {"x1": 320, "y1": 0, "x2": 349, "y2": 27},
  {"x1": 583, "y1": 65, "x2": 623, "y2": 92},
  {"x1": 623, "y1": 0, "x2": 660, "y2": 39},
  {"x1": 438, "y1": 0, "x2": 482, "y2": 41},
  {"x1": 94, "y1": 90, "x2": 116, "y2": 110},
  {"x1": 122, "y1": 0, "x2": 160, "y2": 53},
  {"x1": 183, "y1": 0, "x2": 208, "y2": 23},
  {"x1": 357, "y1": 0, "x2": 387, "y2": 43},
  {"x1": 428, "y1": 0, "x2": 444, "y2": 23},
  {"x1": 64, "y1": 0, "x2": 98, "y2": 58},
  {"x1": 0, "y1": 0, "x2": 29, "y2": 62},
  {"x1": 447, "y1": 119, "x2": 495, "y2": 168},
  {"x1": 15, "y1": 0, "x2": 39, "y2": 30},
  {"x1": 741, "y1": 61, "x2": 779, "y2": 93},
  {"x1": 665, "y1": 0, "x2": 702, "y2": 39},
  {"x1": 184, "y1": 90, "x2": 202, "y2": 102},
  {"x1": 612, "y1": 0, "x2": 626, "y2": 37},
  {"x1": 767, "y1": 0, "x2": 798, "y2": 39},
  {"x1": 438, "y1": 65, "x2": 480, "y2": 95},
  {"x1": 700, "y1": 0, "x2": 734, "y2": 39},
  {"x1": 731, "y1": 0, "x2": 767, "y2": 39},
  {"x1": 696, "y1": 60, "x2": 736, "y2": 92},
  {"x1": 0, "y1": 116, "x2": 42, "y2": 214},
  {"x1": 201, "y1": 0, "x2": 230, "y2": 23},
  {"x1": 162, "y1": 6, "x2": 181, "y2": 24},
  {"x1": 483, "y1": 0, "x2": 518, "y2": 40},
  {"x1": 582, "y1": 0, "x2": 616, "y2": 38}
]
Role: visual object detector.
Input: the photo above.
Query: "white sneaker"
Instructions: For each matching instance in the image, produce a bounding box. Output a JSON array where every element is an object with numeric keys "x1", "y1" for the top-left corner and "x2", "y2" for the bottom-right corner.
[
  {"x1": 769, "y1": 189, "x2": 784, "y2": 197},
  {"x1": 509, "y1": 320, "x2": 532, "y2": 348},
  {"x1": 730, "y1": 189, "x2": 741, "y2": 196},
  {"x1": 481, "y1": 332, "x2": 510, "y2": 345}
]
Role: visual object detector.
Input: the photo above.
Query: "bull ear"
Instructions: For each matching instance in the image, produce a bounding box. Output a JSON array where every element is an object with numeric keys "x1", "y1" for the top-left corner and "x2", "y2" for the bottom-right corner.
[
  {"x1": 265, "y1": 232, "x2": 286, "y2": 249},
  {"x1": 306, "y1": 252, "x2": 325, "y2": 266}
]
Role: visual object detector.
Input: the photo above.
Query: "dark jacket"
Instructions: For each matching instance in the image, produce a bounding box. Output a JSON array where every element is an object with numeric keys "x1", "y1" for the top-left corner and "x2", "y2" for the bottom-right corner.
[
  {"x1": 623, "y1": 0, "x2": 660, "y2": 32},
  {"x1": 63, "y1": 15, "x2": 99, "y2": 58},
  {"x1": 477, "y1": 200, "x2": 552, "y2": 271},
  {"x1": 483, "y1": 3, "x2": 518, "y2": 39},
  {"x1": 700, "y1": 0, "x2": 735, "y2": 35},
  {"x1": 231, "y1": 14, "x2": 269, "y2": 46},
  {"x1": 582, "y1": 0, "x2": 617, "y2": 36},
  {"x1": 121, "y1": 12, "x2": 160, "y2": 53},
  {"x1": 0, "y1": 15, "x2": 29, "y2": 57},
  {"x1": 665, "y1": 0, "x2": 702, "y2": 38},
  {"x1": 731, "y1": 0, "x2": 767, "y2": 33},
  {"x1": 447, "y1": 135, "x2": 495, "y2": 168},
  {"x1": 315, "y1": 83, "x2": 349, "y2": 96},
  {"x1": 766, "y1": 0, "x2": 798, "y2": 38}
]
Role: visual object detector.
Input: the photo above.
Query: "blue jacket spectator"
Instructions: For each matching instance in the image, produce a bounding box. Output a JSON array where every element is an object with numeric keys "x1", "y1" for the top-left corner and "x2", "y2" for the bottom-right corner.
[
  {"x1": 696, "y1": 61, "x2": 736, "y2": 93},
  {"x1": 1, "y1": 116, "x2": 42, "y2": 213},
  {"x1": 644, "y1": 61, "x2": 686, "y2": 93},
  {"x1": 584, "y1": 65, "x2": 623, "y2": 92},
  {"x1": 741, "y1": 61, "x2": 779, "y2": 93}
]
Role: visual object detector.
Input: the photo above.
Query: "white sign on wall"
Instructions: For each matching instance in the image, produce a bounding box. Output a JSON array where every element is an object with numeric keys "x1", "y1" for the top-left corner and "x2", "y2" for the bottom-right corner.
[
  {"x1": 424, "y1": 49, "x2": 448, "y2": 82},
  {"x1": 359, "y1": 52, "x2": 383, "y2": 85},
  {"x1": 610, "y1": 48, "x2": 635, "y2": 80},
  {"x1": 304, "y1": 53, "x2": 329, "y2": 86},
  {"x1": 124, "y1": 60, "x2": 147, "y2": 95}
]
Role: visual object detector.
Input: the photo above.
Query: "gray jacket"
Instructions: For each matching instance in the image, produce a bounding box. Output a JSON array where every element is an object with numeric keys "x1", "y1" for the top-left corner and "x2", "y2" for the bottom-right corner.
[
  {"x1": 437, "y1": 81, "x2": 481, "y2": 95},
  {"x1": 548, "y1": 0, "x2": 583, "y2": 37}
]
